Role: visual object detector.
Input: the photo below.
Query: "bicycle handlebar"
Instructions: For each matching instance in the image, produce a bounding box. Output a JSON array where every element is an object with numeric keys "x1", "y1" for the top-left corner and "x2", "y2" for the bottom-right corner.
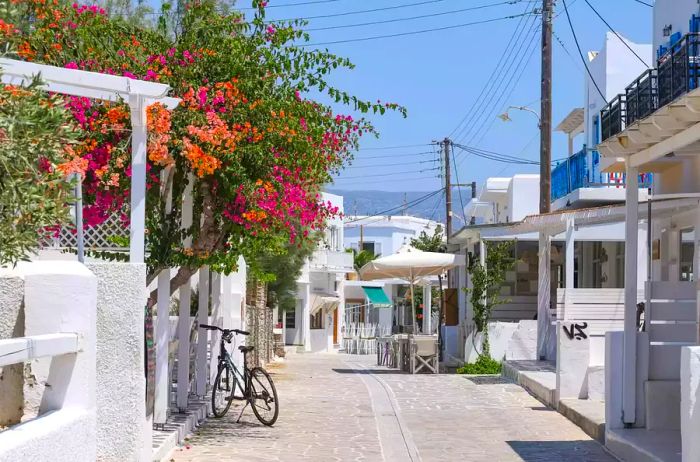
[{"x1": 198, "y1": 324, "x2": 249, "y2": 336}]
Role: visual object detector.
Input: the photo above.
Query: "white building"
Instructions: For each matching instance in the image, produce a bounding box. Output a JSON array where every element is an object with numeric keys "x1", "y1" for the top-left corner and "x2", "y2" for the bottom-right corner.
[
  {"x1": 343, "y1": 215, "x2": 441, "y2": 334},
  {"x1": 284, "y1": 192, "x2": 353, "y2": 352},
  {"x1": 596, "y1": 1, "x2": 700, "y2": 459},
  {"x1": 344, "y1": 215, "x2": 440, "y2": 257},
  {"x1": 552, "y1": 32, "x2": 652, "y2": 210}
]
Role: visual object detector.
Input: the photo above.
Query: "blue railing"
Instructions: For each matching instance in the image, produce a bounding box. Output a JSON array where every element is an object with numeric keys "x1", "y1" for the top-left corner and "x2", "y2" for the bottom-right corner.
[
  {"x1": 551, "y1": 148, "x2": 588, "y2": 201},
  {"x1": 551, "y1": 148, "x2": 653, "y2": 202}
]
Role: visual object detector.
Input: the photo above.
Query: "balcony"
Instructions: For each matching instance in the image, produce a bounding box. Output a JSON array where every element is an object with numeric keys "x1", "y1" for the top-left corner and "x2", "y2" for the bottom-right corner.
[
  {"x1": 551, "y1": 148, "x2": 588, "y2": 202},
  {"x1": 309, "y1": 249, "x2": 354, "y2": 273},
  {"x1": 600, "y1": 33, "x2": 700, "y2": 143},
  {"x1": 551, "y1": 148, "x2": 652, "y2": 205}
]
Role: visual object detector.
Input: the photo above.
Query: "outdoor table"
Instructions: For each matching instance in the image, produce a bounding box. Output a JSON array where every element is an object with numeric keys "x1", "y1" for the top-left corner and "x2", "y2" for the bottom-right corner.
[{"x1": 393, "y1": 334, "x2": 410, "y2": 371}]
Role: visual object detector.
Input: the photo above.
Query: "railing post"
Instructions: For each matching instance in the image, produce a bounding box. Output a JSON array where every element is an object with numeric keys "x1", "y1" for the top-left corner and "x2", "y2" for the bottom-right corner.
[
  {"x1": 195, "y1": 266, "x2": 209, "y2": 397},
  {"x1": 176, "y1": 176, "x2": 194, "y2": 412}
]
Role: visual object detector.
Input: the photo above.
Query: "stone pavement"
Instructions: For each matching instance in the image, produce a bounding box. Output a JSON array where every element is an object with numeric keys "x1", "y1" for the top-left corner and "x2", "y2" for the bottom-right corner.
[{"x1": 169, "y1": 353, "x2": 616, "y2": 462}]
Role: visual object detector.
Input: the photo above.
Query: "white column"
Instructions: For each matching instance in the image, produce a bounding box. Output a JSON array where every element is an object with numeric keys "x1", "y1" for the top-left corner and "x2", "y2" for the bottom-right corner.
[
  {"x1": 209, "y1": 273, "x2": 222, "y2": 385},
  {"x1": 695, "y1": 203, "x2": 700, "y2": 345},
  {"x1": 176, "y1": 178, "x2": 194, "y2": 412},
  {"x1": 537, "y1": 232, "x2": 551, "y2": 360},
  {"x1": 422, "y1": 284, "x2": 432, "y2": 334},
  {"x1": 176, "y1": 277, "x2": 191, "y2": 412},
  {"x1": 303, "y1": 284, "x2": 311, "y2": 352},
  {"x1": 128, "y1": 95, "x2": 147, "y2": 263},
  {"x1": 565, "y1": 219, "x2": 575, "y2": 319},
  {"x1": 195, "y1": 266, "x2": 209, "y2": 397},
  {"x1": 623, "y1": 164, "x2": 639, "y2": 425},
  {"x1": 154, "y1": 269, "x2": 170, "y2": 424}
]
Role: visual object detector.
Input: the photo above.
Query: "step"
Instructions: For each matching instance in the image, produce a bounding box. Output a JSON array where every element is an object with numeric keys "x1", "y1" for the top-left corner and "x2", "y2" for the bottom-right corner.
[
  {"x1": 152, "y1": 396, "x2": 209, "y2": 462},
  {"x1": 558, "y1": 398, "x2": 606, "y2": 443},
  {"x1": 606, "y1": 428, "x2": 681, "y2": 462}
]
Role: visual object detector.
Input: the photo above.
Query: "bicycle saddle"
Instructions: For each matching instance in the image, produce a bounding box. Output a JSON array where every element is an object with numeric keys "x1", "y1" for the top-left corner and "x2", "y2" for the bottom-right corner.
[{"x1": 238, "y1": 345, "x2": 254, "y2": 353}]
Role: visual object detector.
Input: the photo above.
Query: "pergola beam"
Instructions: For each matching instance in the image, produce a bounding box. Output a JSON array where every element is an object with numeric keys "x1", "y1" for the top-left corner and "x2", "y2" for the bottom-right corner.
[{"x1": 1, "y1": 58, "x2": 179, "y2": 263}]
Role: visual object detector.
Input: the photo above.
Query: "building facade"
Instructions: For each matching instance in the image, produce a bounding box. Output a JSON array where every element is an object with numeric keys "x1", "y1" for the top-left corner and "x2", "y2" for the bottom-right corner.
[{"x1": 283, "y1": 192, "x2": 353, "y2": 352}]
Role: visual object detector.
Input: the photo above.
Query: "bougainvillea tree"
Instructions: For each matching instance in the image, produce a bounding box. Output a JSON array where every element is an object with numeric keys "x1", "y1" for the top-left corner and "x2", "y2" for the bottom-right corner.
[{"x1": 3, "y1": 0, "x2": 403, "y2": 302}]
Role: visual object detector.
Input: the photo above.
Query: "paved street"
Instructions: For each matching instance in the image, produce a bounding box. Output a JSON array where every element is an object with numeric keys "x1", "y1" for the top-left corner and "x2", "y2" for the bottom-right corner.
[{"x1": 170, "y1": 353, "x2": 615, "y2": 462}]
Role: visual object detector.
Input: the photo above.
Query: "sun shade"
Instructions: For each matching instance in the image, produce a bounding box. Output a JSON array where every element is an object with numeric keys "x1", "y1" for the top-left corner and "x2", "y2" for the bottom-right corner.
[{"x1": 362, "y1": 286, "x2": 392, "y2": 307}]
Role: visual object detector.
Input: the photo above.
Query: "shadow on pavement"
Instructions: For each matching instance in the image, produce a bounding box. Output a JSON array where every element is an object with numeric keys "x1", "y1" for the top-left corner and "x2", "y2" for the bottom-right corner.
[{"x1": 507, "y1": 440, "x2": 613, "y2": 461}]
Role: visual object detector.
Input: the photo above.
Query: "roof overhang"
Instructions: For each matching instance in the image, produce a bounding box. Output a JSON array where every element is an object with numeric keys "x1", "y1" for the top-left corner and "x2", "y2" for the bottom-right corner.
[{"x1": 556, "y1": 108, "x2": 585, "y2": 135}]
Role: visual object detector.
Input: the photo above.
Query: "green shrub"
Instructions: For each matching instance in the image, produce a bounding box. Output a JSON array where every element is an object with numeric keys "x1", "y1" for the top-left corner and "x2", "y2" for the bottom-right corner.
[{"x1": 456, "y1": 355, "x2": 502, "y2": 375}]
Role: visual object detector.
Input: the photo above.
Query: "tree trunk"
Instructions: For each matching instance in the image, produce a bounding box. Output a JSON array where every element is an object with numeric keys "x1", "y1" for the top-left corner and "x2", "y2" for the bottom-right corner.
[{"x1": 146, "y1": 182, "x2": 223, "y2": 307}]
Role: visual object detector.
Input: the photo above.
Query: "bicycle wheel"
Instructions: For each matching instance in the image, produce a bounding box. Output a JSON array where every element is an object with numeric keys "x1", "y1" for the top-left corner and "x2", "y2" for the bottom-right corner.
[
  {"x1": 211, "y1": 363, "x2": 237, "y2": 418},
  {"x1": 249, "y1": 367, "x2": 279, "y2": 426}
]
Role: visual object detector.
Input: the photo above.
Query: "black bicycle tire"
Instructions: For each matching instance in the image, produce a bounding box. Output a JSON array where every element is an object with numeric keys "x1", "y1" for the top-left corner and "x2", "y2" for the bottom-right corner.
[
  {"x1": 249, "y1": 367, "x2": 279, "y2": 426},
  {"x1": 211, "y1": 363, "x2": 236, "y2": 418}
]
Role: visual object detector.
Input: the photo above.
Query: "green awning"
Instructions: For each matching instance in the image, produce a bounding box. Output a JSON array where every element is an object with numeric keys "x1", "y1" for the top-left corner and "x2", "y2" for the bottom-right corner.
[{"x1": 362, "y1": 286, "x2": 392, "y2": 307}]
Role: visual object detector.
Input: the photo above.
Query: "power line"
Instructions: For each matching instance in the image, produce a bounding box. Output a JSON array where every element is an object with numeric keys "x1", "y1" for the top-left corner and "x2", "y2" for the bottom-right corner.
[
  {"x1": 333, "y1": 175, "x2": 441, "y2": 186},
  {"x1": 583, "y1": 0, "x2": 649, "y2": 67},
  {"x1": 351, "y1": 152, "x2": 436, "y2": 161},
  {"x1": 630, "y1": 0, "x2": 653, "y2": 6},
  {"x1": 448, "y1": 1, "x2": 534, "y2": 138},
  {"x1": 457, "y1": 17, "x2": 540, "y2": 147},
  {"x1": 344, "y1": 189, "x2": 444, "y2": 223},
  {"x1": 358, "y1": 144, "x2": 431, "y2": 151},
  {"x1": 453, "y1": 143, "x2": 565, "y2": 165},
  {"x1": 242, "y1": 0, "x2": 341, "y2": 10},
  {"x1": 303, "y1": 12, "x2": 535, "y2": 46},
  {"x1": 345, "y1": 158, "x2": 438, "y2": 169},
  {"x1": 454, "y1": 12, "x2": 540, "y2": 145},
  {"x1": 305, "y1": 1, "x2": 524, "y2": 31},
  {"x1": 335, "y1": 167, "x2": 440, "y2": 180},
  {"x1": 562, "y1": 0, "x2": 608, "y2": 103},
  {"x1": 272, "y1": 0, "x2": 452, "y2": 22}
]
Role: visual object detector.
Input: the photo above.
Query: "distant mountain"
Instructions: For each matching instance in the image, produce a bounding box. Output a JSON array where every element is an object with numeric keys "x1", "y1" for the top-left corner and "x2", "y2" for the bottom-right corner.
[{"x1": 325, "y1": 189, "x2": 446, "y2": 223}]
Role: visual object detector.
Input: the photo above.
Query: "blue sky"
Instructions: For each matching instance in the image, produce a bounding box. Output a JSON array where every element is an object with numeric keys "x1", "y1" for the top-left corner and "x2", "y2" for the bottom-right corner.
[{"x1": 156, "y1": 0, "x2": 654, "y2": 193}]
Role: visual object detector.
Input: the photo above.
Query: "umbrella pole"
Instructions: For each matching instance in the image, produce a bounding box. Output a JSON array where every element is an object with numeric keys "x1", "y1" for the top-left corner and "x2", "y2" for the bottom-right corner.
[{"x1": 410, "y1": 282, "x2": 416, "y2": 334}]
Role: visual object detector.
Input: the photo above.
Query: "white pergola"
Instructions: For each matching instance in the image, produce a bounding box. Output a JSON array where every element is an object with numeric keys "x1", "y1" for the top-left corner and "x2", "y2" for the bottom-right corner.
[
  {"x1": 0, "y1": 58, "x2": 179, "y2": 263},
  {"x1": 1, "y1": 58, "x2": 184, "y2": 429}
]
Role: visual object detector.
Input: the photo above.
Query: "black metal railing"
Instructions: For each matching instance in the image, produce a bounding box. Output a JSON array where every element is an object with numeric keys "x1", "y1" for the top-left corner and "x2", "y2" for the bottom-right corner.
[
  {"x1": 600, "y1": 32, "x2": 700, "y2": 142},
  {"x1": 658, "y1": 33, "x2": 700, "y2": 106},
  {"x1": 626, "y1": 68, "x2": 657, "y2": 125},
  {"x1": 601, "y1": 94, "x2": 625, "y2": 142}
]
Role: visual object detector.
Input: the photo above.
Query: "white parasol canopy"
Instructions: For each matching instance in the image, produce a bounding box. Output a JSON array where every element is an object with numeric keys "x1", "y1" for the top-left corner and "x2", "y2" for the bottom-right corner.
[{"x1": 359, "y1": 246, "x2": 465, "y2": 332}]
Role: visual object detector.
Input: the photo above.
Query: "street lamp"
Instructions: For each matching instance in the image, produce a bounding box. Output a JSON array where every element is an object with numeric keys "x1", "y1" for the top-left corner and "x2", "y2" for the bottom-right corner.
[{"x1": 498, "y1": 105, "x2": 541, "y2": 128}]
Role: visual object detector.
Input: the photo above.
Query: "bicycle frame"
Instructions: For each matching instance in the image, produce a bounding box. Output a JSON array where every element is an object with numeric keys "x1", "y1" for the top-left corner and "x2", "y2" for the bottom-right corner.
[{"x1": 216, "y1": 334, "x2": 251, "y2": 399}]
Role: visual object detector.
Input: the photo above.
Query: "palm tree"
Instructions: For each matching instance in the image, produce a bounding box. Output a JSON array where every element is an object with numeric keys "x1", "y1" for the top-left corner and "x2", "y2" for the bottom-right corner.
[{"x1": 351, "y1": 249, "x2": 377, "y2": 274}]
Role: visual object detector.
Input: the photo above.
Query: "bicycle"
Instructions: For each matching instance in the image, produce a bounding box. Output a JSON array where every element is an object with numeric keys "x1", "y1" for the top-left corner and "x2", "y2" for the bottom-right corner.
[{"x1": 199, "y1": 324, "x2": 279, "y2": 426}]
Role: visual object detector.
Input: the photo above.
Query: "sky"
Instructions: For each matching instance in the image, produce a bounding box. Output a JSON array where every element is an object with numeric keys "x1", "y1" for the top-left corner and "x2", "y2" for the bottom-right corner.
[{"x1": 154, "y1": 0, "x2": 654, "y2": 194}]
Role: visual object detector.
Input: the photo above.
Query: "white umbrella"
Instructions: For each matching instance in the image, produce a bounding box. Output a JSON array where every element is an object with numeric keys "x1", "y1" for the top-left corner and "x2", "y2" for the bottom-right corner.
[{"x1": 359, "y1": 246, "x2": 466, "y2": 332}]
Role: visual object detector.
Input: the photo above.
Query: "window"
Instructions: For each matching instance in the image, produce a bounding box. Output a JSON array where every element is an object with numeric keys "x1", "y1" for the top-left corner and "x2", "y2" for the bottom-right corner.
[
  {"x1": 325, "y1": 225, "x2": 340, "y2": 251},
  {"x1": 310, "y1": 311, "x2": 323, "y2": 329},
  {"x1": 362, "y1": 241, "x2": 376, "y2": 254},
  {"x1": 285, "y1": 309, "x2": 296, "y2": 329},
  {"x1": 680, "y1": 228, "x2": 695, "y2": 282}
]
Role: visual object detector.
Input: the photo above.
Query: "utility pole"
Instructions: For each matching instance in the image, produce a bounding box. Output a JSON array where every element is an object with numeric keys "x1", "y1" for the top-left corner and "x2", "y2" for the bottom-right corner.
[
  {"x1": 443, "y1": 138, "x2": 452, "y2": 241},
  {"x1": 540, "y1": 0, "x2": 553, "y2": 214},
  {"x1": 470, "y1": 181, "x2": 477, "y2": 224}
]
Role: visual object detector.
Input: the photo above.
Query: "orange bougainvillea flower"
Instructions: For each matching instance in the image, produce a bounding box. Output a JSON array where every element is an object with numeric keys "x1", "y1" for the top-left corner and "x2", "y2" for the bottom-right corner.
[
  {"x1": 182, "y1": 138, "x2": 221, "y2": 177},
  {"x1": 56, "y1": 155, "x2": 89, "y2": 176},
  {"x1": 18, "y1": 42, "x2": 36, "y2": 61}
]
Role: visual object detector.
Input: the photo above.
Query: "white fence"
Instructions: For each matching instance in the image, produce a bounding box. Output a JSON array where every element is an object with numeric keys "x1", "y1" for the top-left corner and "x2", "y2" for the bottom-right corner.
[
  {"x1": 0, "y1": 262, "x2": 97, "y2": 462},
  {"x1": 646, "y1": 280, "x2": 698, "y2": 381}
]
